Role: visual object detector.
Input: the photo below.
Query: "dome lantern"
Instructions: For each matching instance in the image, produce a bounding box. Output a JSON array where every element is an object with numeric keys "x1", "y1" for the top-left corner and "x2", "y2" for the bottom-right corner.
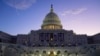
[{"x1": 50, "y1": 4, "x2": 53, "y2": 12}]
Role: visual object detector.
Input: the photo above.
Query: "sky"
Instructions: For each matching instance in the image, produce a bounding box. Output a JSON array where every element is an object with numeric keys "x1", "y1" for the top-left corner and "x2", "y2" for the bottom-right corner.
[{"x1": 0, "y1": 0, "x2": 100, "y2": 36}]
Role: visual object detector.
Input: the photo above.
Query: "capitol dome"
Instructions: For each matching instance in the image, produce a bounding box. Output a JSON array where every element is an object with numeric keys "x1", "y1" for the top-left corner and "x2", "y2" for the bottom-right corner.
[{"x1": 41, "y1": 5, "x2": 62, "y2": 30}]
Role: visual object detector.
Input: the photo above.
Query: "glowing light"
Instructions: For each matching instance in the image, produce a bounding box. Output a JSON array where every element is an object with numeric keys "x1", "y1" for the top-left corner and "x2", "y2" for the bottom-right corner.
[
  {"x1": 39, "y1": 54, "x2": 41, "y2": 56},
  {"x1": 54, "y1": 51, "x2": 57, "y2": 55},
  {"x1": 47, "y1": 51, "x2": 57, "y2": 55},
  {"x1": 47, "y1": 51, "x2": 50, "y2": 54},
  {"x1": 50, "y1": 38, "x2": 53, "y2": 41}
]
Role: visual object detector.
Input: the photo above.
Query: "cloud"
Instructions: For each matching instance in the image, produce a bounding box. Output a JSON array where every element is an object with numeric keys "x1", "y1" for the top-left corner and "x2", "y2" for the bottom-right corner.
[
  {"x1": 3, "y1": 0, "x2": 36, "y2": 10},
  {"x1": 61, "y1": 8, "x2": 87, "y2": 16}
]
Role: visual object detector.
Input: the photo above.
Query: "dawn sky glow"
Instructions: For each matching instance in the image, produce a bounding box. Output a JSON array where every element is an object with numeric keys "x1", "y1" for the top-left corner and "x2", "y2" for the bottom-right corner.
[{"x1": 0, "y1": 0, "x2": 100, "y2": 36}]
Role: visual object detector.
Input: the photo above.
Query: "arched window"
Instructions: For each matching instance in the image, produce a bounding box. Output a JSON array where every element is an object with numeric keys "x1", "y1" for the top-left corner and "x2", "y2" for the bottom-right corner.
[
  {"x1": 56, "y1": 51, "x2": 62, "y2": 56},
  {"x1": 34, "y1": 50, "x2": 40, "y2": 56},
  {"x1": 36, "y1": 50, "x2": 39, "y2": 53},
  {"x1": 42, "y1": 51, "x2": 47, "y2": 56},
  {"x1": 63, "y1": 50, "x2": 68, "y2": 56},
  {"x1": 57, "y1": 51, "x2": 61, "y2": 54}
]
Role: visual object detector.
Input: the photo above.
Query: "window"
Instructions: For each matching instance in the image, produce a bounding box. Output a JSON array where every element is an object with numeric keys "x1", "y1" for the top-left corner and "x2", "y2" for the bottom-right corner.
[
  {"x1": 39, "y1": 33, "x2": 45, "y2": 41},
  {"x1": 0, "y1": 39, "x2": 1, "y2": 42},
  {"x1": 46, "y1": 40, "x2": 49, "y2": 42},
  {"x1": 50, "y1": 33, "x2": 54, "y2": 41},
  {"x1": 58, "y1": 33, "x2": 64, "y2": 42},
  {"x1": 41, "y1": 40, "x2": 44, "y2": 42},
  {"x1": 43, "y1": 51, "x2": 46, "y2": 53},
  {"x1": 57, "y1": 51, "x2": 61, "y2": 54},
  {"x1": 49, "y1": 25, "x2": 55, "y2": 29}
]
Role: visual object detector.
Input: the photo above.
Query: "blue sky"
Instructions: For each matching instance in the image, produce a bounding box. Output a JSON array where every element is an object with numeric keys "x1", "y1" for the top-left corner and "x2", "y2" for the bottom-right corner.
[{"x1": 0, "y1": 0, "x2": 100, "y2": 36}]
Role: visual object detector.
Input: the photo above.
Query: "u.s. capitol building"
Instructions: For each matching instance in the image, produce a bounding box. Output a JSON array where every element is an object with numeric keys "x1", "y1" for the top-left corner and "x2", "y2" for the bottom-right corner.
[{"x1": 0, "y1": 5, "x2": 100, "y2": 56}]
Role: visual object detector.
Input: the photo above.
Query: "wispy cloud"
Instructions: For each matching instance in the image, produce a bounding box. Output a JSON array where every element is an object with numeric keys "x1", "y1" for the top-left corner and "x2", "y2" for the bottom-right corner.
[
  {"x1": 3, "y1": 0, "x2": 36, "y2": 10},
  {"x1": 61, "y1": 8, "x2": 87, "y2": 16}
]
